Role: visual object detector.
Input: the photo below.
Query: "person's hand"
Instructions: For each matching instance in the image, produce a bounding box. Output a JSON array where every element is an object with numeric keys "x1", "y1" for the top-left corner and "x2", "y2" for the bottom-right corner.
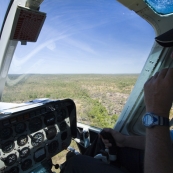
[
  {"x1": 100, "y1": 128, "x2": 126, "y2": 148},
  {"x1": 144, "y1": 68, "x2": 173, "y2": 118}
]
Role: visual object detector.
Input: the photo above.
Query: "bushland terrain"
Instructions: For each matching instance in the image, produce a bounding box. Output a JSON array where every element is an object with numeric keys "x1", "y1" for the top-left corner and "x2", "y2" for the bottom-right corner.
[
  {"x1": 2, "y1": 74, "x2": 138, "y2": 128},
  {"x1": 2, "y1": 74, "x2": 138, "y2": 172}
]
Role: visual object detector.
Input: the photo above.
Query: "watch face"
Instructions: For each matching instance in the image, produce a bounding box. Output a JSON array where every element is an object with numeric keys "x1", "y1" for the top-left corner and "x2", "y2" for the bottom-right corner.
[{"x1": 143, "y1": 114, "x2": 154, "y2": 127}]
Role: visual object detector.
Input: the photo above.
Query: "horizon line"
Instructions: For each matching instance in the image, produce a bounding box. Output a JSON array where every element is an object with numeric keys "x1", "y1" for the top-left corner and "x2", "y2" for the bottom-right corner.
[{"x1": 8, "y1": 73, "x2": 140, "y2": 75}]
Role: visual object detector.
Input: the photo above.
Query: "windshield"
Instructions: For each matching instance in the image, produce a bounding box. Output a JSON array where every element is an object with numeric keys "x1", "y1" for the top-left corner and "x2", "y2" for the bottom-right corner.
[
  {"x1": 2, "y1": 0, "x2": 154, "y2": 128},
  {"x1": 0, "y1": 0, "x2": 12, "y2": 36}
]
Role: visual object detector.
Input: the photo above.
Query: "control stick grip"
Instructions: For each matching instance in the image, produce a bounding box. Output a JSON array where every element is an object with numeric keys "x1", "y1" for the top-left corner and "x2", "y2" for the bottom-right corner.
[{"x1": 100, "y1": 130, "x2": 117, "y2": 155}]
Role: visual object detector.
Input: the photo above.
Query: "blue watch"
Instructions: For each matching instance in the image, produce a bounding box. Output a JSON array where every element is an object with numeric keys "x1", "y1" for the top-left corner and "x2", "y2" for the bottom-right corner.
[{"x1": 142, "y1": 112, "x2": 169, "y2": 127}]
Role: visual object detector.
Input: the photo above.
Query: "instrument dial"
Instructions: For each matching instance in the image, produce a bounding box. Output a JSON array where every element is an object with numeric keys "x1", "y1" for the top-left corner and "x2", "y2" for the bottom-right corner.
[
  {"x1": 15, "y1": 122, "x2": 26, "y2": 134},
  {"x1": 29, "y1": 117, "x2": 42, "y2": 133},
  {"x1": 2, "y1": 140, "x2": 15, "y2": 153},
  {"x1": 48, "y1": 140, "x2": 59, "y2": 153},
  {"x1": 21, "y1": 159, "x2": 32, "y2": 171},
  {"x1": 3, "y1": 154, "x2": 17, "y2": 166},
  {"x1": 31, "y1": 132, "x2": 44, "y2": 147},
  {"x1": 19, "y1": 147, "x2": 30, "y2": 158},
  {"x1": 17, "y1": 135, "x2": 28, "y2": 146},
  {"x1": 45, "y1": 126, "x2": 57, "y2": 140},
  {"x1": 0, "y1": 127, "x2": 13, "y2": 140}
]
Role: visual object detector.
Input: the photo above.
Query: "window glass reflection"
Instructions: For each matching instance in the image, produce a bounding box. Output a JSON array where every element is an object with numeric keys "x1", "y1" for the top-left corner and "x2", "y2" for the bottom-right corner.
[{"x1": 144, "y1": 0, "x2": 173, "y2": 15}]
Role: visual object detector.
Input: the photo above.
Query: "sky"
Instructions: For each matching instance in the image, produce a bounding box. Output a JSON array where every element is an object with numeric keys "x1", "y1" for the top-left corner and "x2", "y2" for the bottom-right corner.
[
  {"x1": 0, "y1": 0, "x2": 11, "y2": 33},
  {"x1": 1, "y1": 0, "x2": 155, "y2": 74}
]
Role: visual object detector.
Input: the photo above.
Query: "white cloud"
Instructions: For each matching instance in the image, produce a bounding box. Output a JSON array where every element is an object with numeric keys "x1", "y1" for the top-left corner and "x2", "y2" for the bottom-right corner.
[{"x1": 46, "y1": 42, "x2": 56, "y2": 51}]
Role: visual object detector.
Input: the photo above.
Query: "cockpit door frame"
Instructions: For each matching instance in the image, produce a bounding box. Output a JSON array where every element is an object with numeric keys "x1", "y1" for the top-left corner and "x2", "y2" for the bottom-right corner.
[
  {"x1": 0, "y1": 0, "x2": 28, "y2": 99},
  {"x1": 0, "y1": 0, "x2": 44, "y2": 100}
]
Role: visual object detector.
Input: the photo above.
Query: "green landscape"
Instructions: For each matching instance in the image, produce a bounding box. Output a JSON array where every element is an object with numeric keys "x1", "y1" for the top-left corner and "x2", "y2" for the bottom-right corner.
[{"x1": 2, "y1": 74, "x2": 138, "y2": 128}]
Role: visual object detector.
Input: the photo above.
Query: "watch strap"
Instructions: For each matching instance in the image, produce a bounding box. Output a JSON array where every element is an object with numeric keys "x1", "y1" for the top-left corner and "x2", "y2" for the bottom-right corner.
[
  {"x1": 143, "y1": 113, "x2": 170, "y2": 127},
  {"x1": 158, "y1": 115, "x2": 169, "y2": 126}
]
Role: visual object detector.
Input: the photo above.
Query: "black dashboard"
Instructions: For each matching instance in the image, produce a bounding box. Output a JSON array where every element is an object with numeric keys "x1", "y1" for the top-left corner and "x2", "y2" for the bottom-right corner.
[{"x1": 0, "y1": 99, "x2": 77, "y2": 173}]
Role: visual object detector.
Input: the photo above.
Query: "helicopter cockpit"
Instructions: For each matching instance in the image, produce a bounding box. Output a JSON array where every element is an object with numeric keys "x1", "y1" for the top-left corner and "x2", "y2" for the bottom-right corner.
[{"x1": 0, "y1": 0, "x2": 173, "y2": 173}]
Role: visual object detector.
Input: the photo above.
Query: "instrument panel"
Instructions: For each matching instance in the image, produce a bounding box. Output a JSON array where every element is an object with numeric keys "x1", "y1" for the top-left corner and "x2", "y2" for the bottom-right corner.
[{"x1": 0, "y1": 99, "x2": 77, "y2": 173}]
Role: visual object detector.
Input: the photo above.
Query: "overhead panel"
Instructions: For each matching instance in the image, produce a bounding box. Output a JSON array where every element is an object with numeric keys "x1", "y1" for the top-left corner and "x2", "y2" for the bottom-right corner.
[
  {"x1": 117, "y1": 0, "x2": 173, "y2": 37},
  {"x1": 117, "y1": 0, "x2": 147, "y2": 11}
]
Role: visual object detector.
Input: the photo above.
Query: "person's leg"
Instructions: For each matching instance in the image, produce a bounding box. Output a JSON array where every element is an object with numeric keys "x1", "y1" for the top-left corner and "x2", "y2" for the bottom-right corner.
[
  {"x1": 60, "y1": 155, "x2": 126, "y2": 173},
  {"x1": 64, "y1": 136, "x2": 144, "y2": 173},
  {"x1": 80, "y1": 135, "x2": 144, "y2": 173},
  {"x1": 117, "y1": 147, "x2": 144, "y2": 173}
]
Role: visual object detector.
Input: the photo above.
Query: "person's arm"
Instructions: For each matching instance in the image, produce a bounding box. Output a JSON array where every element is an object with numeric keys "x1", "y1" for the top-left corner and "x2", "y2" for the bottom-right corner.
[
  {"x1": 101, "y1": 128, "x2": 145, "y2": 150},
  {"x1": 124, "y1": 135, "x2": 145, "y2": 150},
  {"x1": 144, "y1": 68, "x2": 173, "y2": 173}
]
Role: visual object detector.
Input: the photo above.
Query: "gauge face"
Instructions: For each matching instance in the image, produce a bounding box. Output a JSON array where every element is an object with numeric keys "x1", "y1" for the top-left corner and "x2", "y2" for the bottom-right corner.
[
  {"x1": 45, "y1": 126, "x2": 57, "y2": 140},
  {"x1": 5, "y1": 166, "x2": 19, "y2": 173},
  {"x1": 29, "y1": 117, "x2": 42, "y2": 132},
  {"x1": 19, "y1": 147, "x2": 30, "y2": 158},
  {"x1": 21, "y1": 159, "x2": 32, "y2": 171},
  {"x1": 31, "y1": 132, "x2": 44, "y2": 147},
  {"x1": 48, "y1": 140, "x2": 59, "y2": 153},
  {"x1": 2, "y1": 141, "x2": 15, "y2": 153},
  {"x1": 0, "y1": 127, "x2": 13, "y2": 140},
  {"x1": 44, "y1": 113, "x2": 55, "y2": 126},
  {"x1": 15, "y1": 122, "x2": 26, "y2": 134},
  {"x1": 4, "y1": 154, "x2": 17, "y2": 166},
  {"x1": 17, "y1": 135, "x2": 28, "y2": 146}
]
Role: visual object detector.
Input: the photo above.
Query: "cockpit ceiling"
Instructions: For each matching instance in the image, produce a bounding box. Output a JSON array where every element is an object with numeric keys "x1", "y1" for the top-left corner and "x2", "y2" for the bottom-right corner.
[{"x1": 144, "y1": 0, "x2": 173, "y2": 16}]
